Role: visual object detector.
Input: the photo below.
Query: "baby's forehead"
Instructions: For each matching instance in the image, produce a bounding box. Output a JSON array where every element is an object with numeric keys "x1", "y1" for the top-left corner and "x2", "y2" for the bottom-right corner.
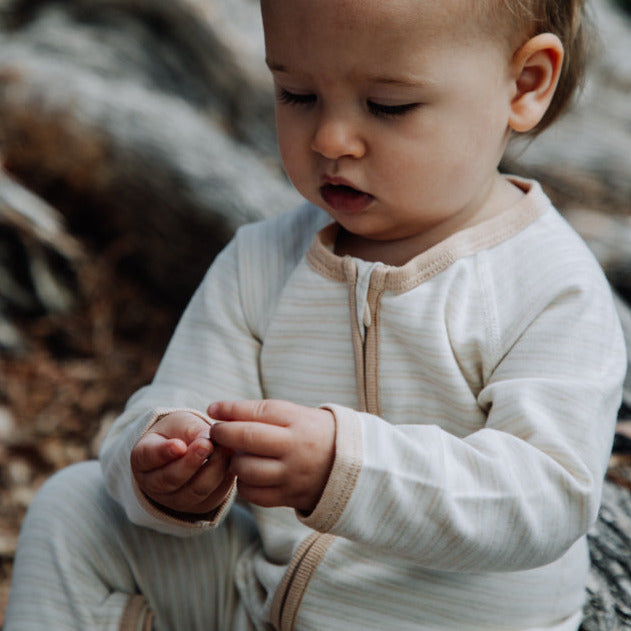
[
  {"x1": 262, "y1": 0, "x2": 520, "y2": 93},
  {"x1": 261, "y1": 0, "x2": 518, "y2": 46}
]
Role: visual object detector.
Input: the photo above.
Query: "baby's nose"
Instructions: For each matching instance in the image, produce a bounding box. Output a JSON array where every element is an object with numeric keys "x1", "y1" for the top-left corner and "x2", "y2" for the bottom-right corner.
[{"x1": 310, "y1": 115, "x2": 366, "y2": 160}]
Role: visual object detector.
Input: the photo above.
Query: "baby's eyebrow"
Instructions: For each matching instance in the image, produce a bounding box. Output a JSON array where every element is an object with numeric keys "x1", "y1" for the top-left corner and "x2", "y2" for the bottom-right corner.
[
  {"x1": 365, "y1": 74, "x2": 437, "y2": 89},
  {"x1": 265, "y1": 59, "x2": 436, "y2": 89},
  {"x1": 266, "y1": 59, "x2": 288, "y2": 73}
]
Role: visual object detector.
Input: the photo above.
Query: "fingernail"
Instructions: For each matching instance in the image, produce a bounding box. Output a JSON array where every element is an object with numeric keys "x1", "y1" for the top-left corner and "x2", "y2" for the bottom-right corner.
[
  {"x1": 194, "y1": 444, "x2": 210, "y2": 459},
  {"x1": 208, "y1": 403, "x2": 218, "y2": 416}
]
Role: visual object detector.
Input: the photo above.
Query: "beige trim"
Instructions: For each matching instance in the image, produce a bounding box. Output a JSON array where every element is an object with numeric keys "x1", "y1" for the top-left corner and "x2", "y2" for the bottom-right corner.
[
  {"x1": 301, "y1": 403, "x2": 364, "y2": 532},
  {"x1": 306, "y1": 177, "x2": 548, "y2": 293},
  {"x1": 306, "y1": 223, "x2": 347, "y2": 282},
  {"x1": 341, "y1": 257, "x2": 386, "y2": 418},
  {"x1": 269, "y1": 533, "x2": 337, "y2": 630},
  {"x1": 280, "y1": 534, "x2": 337, "y2": 631},
  {"x1": 364, "y1": 272, "x2": 386, "y2": 416},
  {"x1": 118, "y1": 594, "x2": 153, "y2": 631},
  {"x1": 269, "y1": 535, "x2": 312, "y2": 628}
]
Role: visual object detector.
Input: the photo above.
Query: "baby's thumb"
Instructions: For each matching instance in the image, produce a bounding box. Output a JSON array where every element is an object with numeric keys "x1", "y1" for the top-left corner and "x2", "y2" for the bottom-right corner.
[{"x1": 131, "y1": 433, "x2": 187, "y2": 473}]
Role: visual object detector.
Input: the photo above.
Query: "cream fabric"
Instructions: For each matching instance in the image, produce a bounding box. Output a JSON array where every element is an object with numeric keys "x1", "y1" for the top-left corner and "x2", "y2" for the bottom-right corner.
[
  {"x1": 100, "y1": 178, "x2": 625, "y2": 630},
  {"x1": 4, "y1": 461, "x2": 259, "y2": 631}
]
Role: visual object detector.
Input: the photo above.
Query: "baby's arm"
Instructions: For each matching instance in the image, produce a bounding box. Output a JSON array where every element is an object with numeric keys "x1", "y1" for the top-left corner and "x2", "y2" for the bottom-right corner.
[
  {"x1": 209, "y1": 400, "x2": 336, "y2": 514},
  {"x1": 276, "y1": 275, "x2": 624, "y2": 573},
  {"x1": 100, "y1": 207, "x2": 325, "y2": 532},
  {"x1": 100, "y1": 237, "x2": 264, "y2": 533},
  {"x1": 131, "y1": 411, "x2": 234, "y2": 515}
]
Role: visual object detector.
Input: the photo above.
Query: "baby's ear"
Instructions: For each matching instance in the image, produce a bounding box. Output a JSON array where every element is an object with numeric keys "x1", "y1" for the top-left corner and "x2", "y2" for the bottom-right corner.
[{"x1": 508, "y1": 33, "x2": 564, "y2": 133}]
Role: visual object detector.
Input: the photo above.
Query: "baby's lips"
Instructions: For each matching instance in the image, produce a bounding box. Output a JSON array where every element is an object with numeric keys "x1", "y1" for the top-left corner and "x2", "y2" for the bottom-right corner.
[{"x1": 320, "y1": 183, "x2": 373, "y2": 214}]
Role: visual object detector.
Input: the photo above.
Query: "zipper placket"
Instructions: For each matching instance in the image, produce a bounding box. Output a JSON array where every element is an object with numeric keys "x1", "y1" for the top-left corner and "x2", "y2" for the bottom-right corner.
[
  {"x1": 343, "y1": 257, "x2": 384, "y2": 416},
  {"x1": 363, "y1": 273, "x2": 385, "y2": 416},
  {"x1": 272, "y1": 533, "x2": 337, "y2": 630},
  {"x1": 343, "y1": 258, "x2": 367, "y2": 411},
  {"x1": 272, "y1": 258, "x2": 386, "y2": 630}
]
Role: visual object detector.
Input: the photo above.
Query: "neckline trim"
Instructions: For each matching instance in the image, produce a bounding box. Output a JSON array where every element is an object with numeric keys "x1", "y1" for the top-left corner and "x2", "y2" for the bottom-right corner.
[{"x1": 306, "y1": 177, "x2": 550, "y2": 293}]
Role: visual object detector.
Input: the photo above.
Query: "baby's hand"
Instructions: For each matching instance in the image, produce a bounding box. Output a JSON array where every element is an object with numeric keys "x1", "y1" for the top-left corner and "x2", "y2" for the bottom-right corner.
[
  {"x1": 131, "y1": 411, "x2": 234, "y2": 515},
  {"x1": 209, "y1": 400, "x2": 335, "y2": 514}
]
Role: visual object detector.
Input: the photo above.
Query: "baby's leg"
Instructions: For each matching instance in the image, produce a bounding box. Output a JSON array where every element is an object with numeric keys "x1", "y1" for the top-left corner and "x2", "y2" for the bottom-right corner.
[{"x1": 4, "y1": 460, "x2": 259, "y2": 631}]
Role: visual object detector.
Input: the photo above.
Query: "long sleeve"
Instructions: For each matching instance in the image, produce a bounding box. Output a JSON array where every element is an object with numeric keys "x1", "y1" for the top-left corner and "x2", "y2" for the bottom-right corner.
[
  {"x1": 99, "y1": 203, "x2": 329, "y2": 535},
  {"x1": 99, "y1": 237, "x2": 265, "y2": 534},
  {"x1": 93, "y1": 181, "x2": 626, "y2": 629},
  {"x1": 301, "y1": 219, "x2": 626, "y2": 573}
]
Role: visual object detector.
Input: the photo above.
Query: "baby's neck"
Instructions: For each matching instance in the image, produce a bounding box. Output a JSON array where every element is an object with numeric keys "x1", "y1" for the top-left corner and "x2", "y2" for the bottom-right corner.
[
  {"x1": 334, "y1": 229, "x2": 431, "y2": 267},
  {"x1": 334, "y1": 177, "x2": 525, "y2": 266}
]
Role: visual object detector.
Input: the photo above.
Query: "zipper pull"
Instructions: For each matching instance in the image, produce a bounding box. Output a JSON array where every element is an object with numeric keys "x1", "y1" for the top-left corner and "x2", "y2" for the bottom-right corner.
[{"x1": 362, "y1": 303, "x2": 372, "y2": 329}]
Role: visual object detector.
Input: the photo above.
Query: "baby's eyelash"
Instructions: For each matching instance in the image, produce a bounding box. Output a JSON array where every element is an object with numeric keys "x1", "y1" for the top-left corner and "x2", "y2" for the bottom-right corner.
[
  {"x1": 367, "y1": 102, "x2": 420, "y2": 118},
  {"x1": 276, "y1": 88, "x2": 317, "y2": 107},
  {"x1": 275, "y1": 88, "x2": 419, "y2": 119}
]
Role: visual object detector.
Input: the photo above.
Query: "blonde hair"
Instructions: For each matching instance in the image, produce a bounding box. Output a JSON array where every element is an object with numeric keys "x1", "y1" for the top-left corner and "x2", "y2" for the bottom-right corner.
[{"x1": 501, "y1": 0, "x2": 593, "y2": 135}]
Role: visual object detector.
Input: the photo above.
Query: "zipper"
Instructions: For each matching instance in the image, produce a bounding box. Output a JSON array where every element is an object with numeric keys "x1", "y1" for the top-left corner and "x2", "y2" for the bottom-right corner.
[
  {"x1": 271, "y1": 257, "x2": 385, "y2": 630},
  {"x1": 363, "y1": 273, "x2": 385, "y2": 416},
  {"x1": 343, "y1": 258, "x2": 367, "y2": 411},
  {"x1": 343, "y1": 257, "x2": 384, "y2": 417}
]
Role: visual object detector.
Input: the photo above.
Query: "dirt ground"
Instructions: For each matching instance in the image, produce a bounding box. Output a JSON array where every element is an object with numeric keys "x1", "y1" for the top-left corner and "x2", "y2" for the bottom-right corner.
[{"x1": 0, "y1": 245, "x2": 181, "y2": 621}]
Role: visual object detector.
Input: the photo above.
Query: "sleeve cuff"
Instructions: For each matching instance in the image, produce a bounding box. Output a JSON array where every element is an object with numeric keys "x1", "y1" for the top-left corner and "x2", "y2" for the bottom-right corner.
[{"x1": 298, "y1": 403, "x2": 363, "y2": 532}]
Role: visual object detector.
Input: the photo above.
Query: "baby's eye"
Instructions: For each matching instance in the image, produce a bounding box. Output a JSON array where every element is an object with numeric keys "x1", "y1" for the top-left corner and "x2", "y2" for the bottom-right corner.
[
  {"x1": 367, "y1": 101, "x2": 420, "y2": 118},
  {"x1": 276, "y1": 88, "x2": 317, "y2": 107}
]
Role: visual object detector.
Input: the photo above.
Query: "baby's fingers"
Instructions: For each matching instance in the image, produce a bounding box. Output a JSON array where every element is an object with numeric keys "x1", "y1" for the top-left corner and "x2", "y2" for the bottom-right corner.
[
  {"x1": 134, "y1": 436, "x2": 213, "y2": 496},
  {"x1": 131, "y1": 432, "x2": 187, "y2": 473},
  {"x1": 145, "y1": 447, "x2": 235, "y2": 514},
  {"x1": 211, "y1": 421, "x2": 287, "y2": 457},
  {"x1": 230, "y1": 453, "x2": 285, "y2": 487},
  {"x1": 177, "y1": 448, "x2": 234, "y2": 505},
  {"x1": 209, "y1": 399, "x2": 293, "y2": 426}
]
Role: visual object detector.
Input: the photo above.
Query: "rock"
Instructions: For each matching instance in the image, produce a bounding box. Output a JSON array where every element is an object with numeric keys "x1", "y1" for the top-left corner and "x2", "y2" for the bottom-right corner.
[
  {"x1": 0, "y1": 528, "x2": 18, "y2": 558},
  {"x1": 0, "y1": 0, "x2": 300, "y2": 305},
  {"x1": 582, "y1": 480, "x2": 631, "y2": 630}
]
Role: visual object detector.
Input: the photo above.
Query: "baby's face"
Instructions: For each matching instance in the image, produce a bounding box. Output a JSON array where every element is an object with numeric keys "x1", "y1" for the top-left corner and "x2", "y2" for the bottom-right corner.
[{"x1": 263, "y1": 0, "x2": 519, "y2": 256}]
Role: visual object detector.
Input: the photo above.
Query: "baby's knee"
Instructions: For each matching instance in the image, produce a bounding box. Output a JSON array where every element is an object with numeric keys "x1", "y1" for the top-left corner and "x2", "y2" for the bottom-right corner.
[
  {"x1": 30, "y1": 460, "x2": 102, "y2": 510},
  {"x1": 9, "y1": 462, "x2": 147, "y2": 628},
  {"x1": 20, "y1": 460, "x2": 114, "y2": 541},
  {"x1": 15, "y1": 459, "x2": 139, "y2": 586}
]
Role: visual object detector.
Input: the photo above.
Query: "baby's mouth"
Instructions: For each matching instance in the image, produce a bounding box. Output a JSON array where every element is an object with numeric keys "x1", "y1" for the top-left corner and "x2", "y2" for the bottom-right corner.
[{"x1": 320, "y1": 183, "x2": 374, "y2": 214}]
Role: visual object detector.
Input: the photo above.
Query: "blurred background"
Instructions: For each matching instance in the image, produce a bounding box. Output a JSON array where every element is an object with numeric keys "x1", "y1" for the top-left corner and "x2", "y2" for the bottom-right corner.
[{"x1": 0, "y1": 0, "x2": 630, "y2": 625}]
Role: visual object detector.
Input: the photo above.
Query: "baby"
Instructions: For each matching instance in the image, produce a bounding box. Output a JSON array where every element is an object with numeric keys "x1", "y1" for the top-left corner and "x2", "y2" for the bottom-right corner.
[{"x1": 5, "y1": 0, "x2": 626, "y2": 630}]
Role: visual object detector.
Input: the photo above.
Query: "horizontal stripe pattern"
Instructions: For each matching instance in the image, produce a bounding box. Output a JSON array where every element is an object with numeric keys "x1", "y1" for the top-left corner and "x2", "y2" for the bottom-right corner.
[{"x1": 95, "y1": 179, "x2": 625, "y2": 630}]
